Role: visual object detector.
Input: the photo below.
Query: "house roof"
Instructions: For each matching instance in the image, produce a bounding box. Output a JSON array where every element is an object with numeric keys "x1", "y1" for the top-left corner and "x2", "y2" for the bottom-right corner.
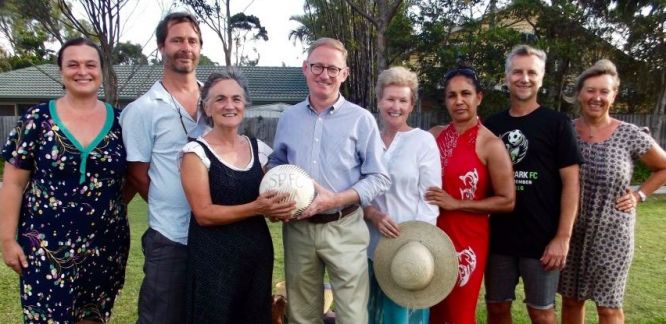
[{"x1": 0, "y1": 64, "x2": 308, "y2": 104}]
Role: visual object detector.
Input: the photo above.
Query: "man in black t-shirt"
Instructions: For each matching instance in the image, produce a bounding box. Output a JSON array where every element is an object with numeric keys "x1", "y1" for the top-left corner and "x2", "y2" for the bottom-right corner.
[{"x1": 483, "y1": 45, "x2": 582, "y2": 324}]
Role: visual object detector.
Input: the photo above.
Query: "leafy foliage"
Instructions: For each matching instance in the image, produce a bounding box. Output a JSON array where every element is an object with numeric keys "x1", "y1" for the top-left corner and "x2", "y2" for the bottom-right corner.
[
  {"x1": 180, "y1": 0, "x2": 269, "y2": 66},
  {"x1": 289, "y1": 0, "x2": 415, "y2": 110},
  {"x1": 112, "y1": 42, "x2": 147, "y2": 65},
  {"x1": 290, "y1": 0, "x2": 662, "y2": 119},
  {"x1": 198, "y1": 53, "x2": 218, "y2": 66}
]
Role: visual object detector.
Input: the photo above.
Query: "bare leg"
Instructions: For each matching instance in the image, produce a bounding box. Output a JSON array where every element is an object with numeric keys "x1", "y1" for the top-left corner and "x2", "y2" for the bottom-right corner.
[
  {"x1": 487, "y1": 301, "x2": 513, "y2": 324},
  {"x1": 561, "y1": 297, "x2": 585, "y2": 324},
  {"x1": 598, "y1": 306, "x2": 624, "y2": 324},
  {"x1": 527, "y1": 305, "x2": 556, "y2": 324}
]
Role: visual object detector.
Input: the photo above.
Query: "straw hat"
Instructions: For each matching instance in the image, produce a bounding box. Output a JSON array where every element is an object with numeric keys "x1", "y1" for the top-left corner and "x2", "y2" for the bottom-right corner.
[{"x1": 373, "y1": 220, "x2": 458, "y2": 309}]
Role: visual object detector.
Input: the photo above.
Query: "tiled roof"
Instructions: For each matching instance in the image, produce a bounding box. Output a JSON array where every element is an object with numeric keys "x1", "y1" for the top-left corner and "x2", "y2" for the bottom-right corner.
[{"x1": 0, "y1": 64, "x2": 308, "y2": 103}]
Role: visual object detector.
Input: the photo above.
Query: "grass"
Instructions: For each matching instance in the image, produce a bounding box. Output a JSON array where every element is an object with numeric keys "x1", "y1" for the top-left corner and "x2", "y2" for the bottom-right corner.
[{"x1": 2, "y1": 197, "x2": 666, "y2": 323}]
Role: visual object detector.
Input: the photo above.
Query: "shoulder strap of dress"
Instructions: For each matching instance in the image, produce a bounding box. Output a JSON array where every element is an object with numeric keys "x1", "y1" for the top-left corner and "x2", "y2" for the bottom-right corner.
[
  {"x1": 194, "y1": 139, "x2": 216, "y2": 161},
  {"x1": 249, "y1": 137, "x2": 260, "y2": 167}
]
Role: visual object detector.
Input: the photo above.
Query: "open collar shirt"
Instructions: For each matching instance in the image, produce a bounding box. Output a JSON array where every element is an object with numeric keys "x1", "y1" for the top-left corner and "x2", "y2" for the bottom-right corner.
[
  {"x1": 268, "y1": 95, "x2": 390, "y2": 208},
  {"x1": 120, "y1": 81, "x2": 208, "y2": 245}
]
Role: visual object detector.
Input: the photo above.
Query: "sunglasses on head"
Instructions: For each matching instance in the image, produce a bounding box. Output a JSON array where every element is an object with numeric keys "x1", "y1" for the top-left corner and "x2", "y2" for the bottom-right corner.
[{"x1": 442, "y1": 67, "x2": 479, "y2": 84}]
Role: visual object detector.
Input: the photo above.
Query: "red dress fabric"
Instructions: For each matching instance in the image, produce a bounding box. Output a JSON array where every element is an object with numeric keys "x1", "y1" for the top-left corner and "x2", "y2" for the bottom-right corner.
[{"x1": 430, "y1": 121, "x2": 490, "y2": 324}]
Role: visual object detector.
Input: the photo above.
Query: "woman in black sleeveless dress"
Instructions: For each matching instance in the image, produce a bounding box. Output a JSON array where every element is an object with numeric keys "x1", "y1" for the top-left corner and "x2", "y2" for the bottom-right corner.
[{"x1": 180, "y1": 70, "x2": 295, "y2": 323}]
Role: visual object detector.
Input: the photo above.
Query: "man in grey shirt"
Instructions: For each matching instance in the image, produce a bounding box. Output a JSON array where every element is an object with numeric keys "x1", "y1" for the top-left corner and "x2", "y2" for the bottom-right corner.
[{"x1": 268, "y1": 37, "x2": 390, "y2": 324}]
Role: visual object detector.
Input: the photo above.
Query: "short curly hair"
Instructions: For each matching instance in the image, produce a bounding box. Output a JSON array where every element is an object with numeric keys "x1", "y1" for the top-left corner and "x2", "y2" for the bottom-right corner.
[{"x1": 375, "y1": 66, "x2": 419, "y2": 104}]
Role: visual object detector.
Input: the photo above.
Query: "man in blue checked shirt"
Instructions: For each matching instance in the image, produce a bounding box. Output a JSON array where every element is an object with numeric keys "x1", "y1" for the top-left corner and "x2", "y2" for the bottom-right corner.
[{"x1": 268, "y1": 37, "x2": 390, "y2": 324}]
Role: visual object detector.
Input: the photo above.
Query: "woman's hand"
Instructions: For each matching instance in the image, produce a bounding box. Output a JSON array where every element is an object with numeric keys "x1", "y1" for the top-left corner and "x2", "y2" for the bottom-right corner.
[
  {"x1": 1, "y1": 240, "x2": 27, "y2": 274},
  {"x1": 615, "y1": 188, "x2": 638, "y2": 213},
  {"x1": 256, "y1": 191, "x2": 297, "y2": 222},
  {"x1": 366, "y1": 208, "x2": 400, "y2": 238},
  {"x1": 425, "y1": 186, "x2": 460, "y2": 211}
]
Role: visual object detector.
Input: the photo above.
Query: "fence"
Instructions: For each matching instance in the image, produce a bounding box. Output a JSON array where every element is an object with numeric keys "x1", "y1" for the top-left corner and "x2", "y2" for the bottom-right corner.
[{"x1": 1, "y1": 112, "x2": 665, "y2": 155}]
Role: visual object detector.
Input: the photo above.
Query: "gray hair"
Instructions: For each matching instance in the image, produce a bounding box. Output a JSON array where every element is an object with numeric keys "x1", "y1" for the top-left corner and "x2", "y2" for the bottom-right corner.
[
  {"x1": 307, "y1": 37, "x2": 348, "y2": 63},
  {"x1": 199, "y1": 69, "x2": 252, "y2": 126},
  {"x1": 505, "y1": 44, "x2": 547, "y2": 75},
  {"x1": 375, "y1": 66, "x2": 419, "y2": 104}
]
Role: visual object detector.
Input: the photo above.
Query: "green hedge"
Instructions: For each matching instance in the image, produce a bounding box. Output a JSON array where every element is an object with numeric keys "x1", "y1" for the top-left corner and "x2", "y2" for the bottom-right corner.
[{"x1": 632, "y1": 160, "x2": 650, "y2": 185}]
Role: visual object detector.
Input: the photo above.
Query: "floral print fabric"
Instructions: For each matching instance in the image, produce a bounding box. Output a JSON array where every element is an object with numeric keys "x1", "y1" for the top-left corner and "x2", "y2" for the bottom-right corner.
[{"x1": 2, "y1": 100, "x2": 129, "y2": 323}]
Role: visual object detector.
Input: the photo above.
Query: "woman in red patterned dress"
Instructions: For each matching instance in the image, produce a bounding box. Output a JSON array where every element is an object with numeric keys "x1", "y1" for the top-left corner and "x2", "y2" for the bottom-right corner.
[{"x1": 426, "y1": 67, "x2": 515, "y2": 323}]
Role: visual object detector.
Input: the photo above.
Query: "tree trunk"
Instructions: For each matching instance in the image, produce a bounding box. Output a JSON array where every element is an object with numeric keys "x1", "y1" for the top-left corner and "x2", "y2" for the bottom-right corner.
[
  {"x1": 102, "y1": 62, "x2": 118, "y2": 106},
  {"x1": 651, "y1": 68, "x2": 666, "y2": 144},
  {"x1": 100, "y1": 42, "x2": 119, "y2": 106},
  {"x1": 375, "y1": 1, "x2": 388, "y2": 74},
  {"x1": 225, "y1": 0, "x2": 232, "y2": 67}
]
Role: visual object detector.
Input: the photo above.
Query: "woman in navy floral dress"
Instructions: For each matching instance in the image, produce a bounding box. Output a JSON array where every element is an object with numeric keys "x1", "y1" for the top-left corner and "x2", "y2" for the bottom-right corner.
[{"x1": 0, "y1": 38, "x2": 129, "y2": 323}]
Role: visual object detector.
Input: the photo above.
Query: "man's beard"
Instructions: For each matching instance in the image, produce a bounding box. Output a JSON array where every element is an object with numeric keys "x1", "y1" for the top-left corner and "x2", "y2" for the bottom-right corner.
[{"x1": 165, "y1": 53, "x2": 198, "y2": 73}]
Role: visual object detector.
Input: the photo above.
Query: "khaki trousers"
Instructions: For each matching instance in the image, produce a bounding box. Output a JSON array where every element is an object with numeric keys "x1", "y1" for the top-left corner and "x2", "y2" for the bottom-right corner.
[{"x1": 283, "y1": 209, "x2": 370, "y2": 324}]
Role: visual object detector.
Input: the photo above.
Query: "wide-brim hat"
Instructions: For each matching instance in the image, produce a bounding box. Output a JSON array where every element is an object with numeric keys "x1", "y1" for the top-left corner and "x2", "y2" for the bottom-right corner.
[{"x1": 373, "y1": 220, "x2": 458, "y2": 309}]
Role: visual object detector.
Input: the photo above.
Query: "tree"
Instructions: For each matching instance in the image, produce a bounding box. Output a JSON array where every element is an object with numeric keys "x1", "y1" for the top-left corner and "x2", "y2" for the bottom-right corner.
[
  {"x1": 0, "y1": 47, "x2": 12, "y2": 71},
  {"x1": 0, "y1": 0, "x2": 58, "y2": 69},
  {"x1": 198, "y1": 53, "x2": 218, "y2": 65},
  {"x1": 112, "y1": 41, "x2": 147, "y2": 65},
  {"x1": 575, "y1": 0, "x2": 666, "y2": 139},
  {"x1": 180, "y1": 0, "x2": 269, "y2": 67},
  {"x1": 343, "y1": 0, "x2": 404, "y2": 73},
  {"x1": 55, "y1": 0, "x2": 130, "y2": 105},
  {"x1": 289, "y1": 0, "x2": 414, "y2": 110}
]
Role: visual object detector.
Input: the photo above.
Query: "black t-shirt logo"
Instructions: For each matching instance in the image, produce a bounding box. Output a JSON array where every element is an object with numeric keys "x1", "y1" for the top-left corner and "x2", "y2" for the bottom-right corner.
[{"x1": 501, "y1": 129, "x2": 528, "y2": 164}]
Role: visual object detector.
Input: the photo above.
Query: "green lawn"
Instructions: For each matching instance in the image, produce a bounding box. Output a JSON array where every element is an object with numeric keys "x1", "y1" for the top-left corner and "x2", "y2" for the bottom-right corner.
[{"x1": 1, "y1": 197, "x2": 666, "y2": 323}]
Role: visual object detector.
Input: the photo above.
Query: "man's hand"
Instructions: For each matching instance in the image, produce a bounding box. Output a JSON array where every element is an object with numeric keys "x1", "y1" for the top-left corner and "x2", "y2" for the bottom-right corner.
[
  {"x1": 1, "y1": 240, "x2": 27, "y2": 274},
  {"x1": 298, "y1": 183, "x2": 339, "y2": 220},
  {"x1": 540, "y1": 235, "x2": 570, "y2": 271}
]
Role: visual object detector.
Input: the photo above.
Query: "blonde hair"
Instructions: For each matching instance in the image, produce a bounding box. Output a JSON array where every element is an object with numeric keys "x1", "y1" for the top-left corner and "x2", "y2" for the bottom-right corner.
[
  {"x1": 505, "y1": 44, "x2": 547, "y2": 75},
  {"x1": 575, "y1": 59, "x2": 620, "y2": 95},
  {"x1": 375, "y1": 66, "x2": 419, "y2": 104},
  {"x1": 307, "y1": 37, "x2": 348, "y2": 63}
]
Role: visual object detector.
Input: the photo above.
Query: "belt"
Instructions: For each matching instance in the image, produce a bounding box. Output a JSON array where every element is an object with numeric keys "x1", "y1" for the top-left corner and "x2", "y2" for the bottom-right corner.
[{"x1": 308, "y1": 205, "x2": 359, "y2": 224}]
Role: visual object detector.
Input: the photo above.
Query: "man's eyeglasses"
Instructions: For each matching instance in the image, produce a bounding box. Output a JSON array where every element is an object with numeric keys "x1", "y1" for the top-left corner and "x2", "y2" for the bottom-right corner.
[{"x1": 309, "y1": 63, "x2": 344, "y2": 78}]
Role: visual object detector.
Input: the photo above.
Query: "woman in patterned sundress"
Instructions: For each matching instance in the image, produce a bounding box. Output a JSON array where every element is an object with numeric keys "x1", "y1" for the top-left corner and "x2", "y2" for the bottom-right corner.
[
  {"x1": 179, "y1": 70, "x2": 295, "y2": 323},
  {"x1": 559, "y1": 60, "x2": 666, "y2": 323},
  {"x1": 426, "y1": 67, "x2": 515, "y2": 324},
  {"x1": 0, "y1": 38, "x2": 129, "y2": 323}
]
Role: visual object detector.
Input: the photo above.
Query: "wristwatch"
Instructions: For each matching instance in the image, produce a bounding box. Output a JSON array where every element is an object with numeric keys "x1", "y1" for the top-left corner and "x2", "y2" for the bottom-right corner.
[{"x1": 636, "y1": 190, "x2": 647, "y2": 203}]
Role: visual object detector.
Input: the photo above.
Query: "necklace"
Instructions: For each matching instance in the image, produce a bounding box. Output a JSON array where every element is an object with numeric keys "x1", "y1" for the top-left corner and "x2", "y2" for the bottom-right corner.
[
  {"x1": 580, "y1": 118, "x2": 612, "y2": 140},
  {"x1": 160, "y1": 81, "x2": 200, "y2": 140}
]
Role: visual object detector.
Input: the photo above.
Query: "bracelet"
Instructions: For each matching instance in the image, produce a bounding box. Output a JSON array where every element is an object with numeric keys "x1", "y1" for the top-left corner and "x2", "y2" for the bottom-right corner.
[{"x1": 636, "y1": 190, "x2": 647, "y2": 202}]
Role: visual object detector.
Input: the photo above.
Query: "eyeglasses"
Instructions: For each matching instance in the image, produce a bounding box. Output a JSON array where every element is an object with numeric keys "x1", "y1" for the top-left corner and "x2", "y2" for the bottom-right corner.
[{"x1": 309, "y1": 63, "x2": 344, "y2": 77}]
